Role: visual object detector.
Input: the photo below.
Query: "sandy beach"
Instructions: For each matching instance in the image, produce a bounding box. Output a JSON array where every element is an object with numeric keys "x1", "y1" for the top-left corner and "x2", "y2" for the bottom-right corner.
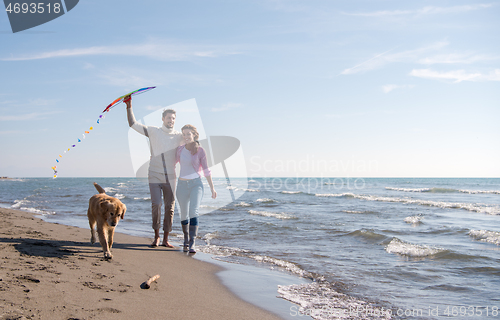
[{"x1": 0, "y1": 207, "x2": 283, "y2": 320}]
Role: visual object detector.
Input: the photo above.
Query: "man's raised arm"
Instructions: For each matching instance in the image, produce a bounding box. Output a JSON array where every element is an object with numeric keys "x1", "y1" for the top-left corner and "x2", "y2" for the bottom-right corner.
[{"x1": 124, "y1": 95, "x2": 148, "y2": 137}]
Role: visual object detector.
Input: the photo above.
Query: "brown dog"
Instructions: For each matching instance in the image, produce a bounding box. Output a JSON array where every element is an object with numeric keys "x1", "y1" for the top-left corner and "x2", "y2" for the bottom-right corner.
[{"x1": 87, "y1": 182, "x2": 126, "y2": 260}]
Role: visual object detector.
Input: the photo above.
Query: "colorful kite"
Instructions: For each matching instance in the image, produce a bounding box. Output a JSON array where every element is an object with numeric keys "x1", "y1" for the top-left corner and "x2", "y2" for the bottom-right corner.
[
  {"x1": 52, "y1": 87, "x2": 156, "y2": 178},
  {"x1": 102, "y1": 86, "x2": 156, "y2": 113}
]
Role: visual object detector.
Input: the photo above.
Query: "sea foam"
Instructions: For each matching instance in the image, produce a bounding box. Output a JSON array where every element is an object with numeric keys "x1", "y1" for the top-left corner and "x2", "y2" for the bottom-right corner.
[
  {"x1": 468, "y1": 230, "x2": 500, "y2": 246},
  {"x1": 133, "y1": 197, "x2": 151, "y2": 201},
  {"x1": 316, "y1": 193, "x2": 500, "y2": 215},
  {"x1": 248, "y1": 210, "x2": 296, "y2": 220},
  {"x1": 278, "y1": 282, "x2": 392, "y2": 320},
  {"x1": 385, "y1": 238, "x2": 445, "y2": 257},
  {"x1": 234, "y1": 201, "x2": 252, "y2": 207},
  {"x1": 11, "y1": 200, "x2": 55, "y2": 215},
  {"x1": 386, "y1": 187, "x2": 500, "y2": 195},
  {"x1": 200, "y1": 234, "x2": 312, "y2": 278},
  {"x1": 200, "y1": 244, "x2": 251, "y2": 258},
  {"x1": 199, "y1": 232, "x2": 252, "y2": 258},
  {"x1": 386, "y1": 187, "x2": 434, "y2": 192},
  {"x1": 404, "y1": 215, "x2": 423, "y2": 225},
  {"x1": 459, "y1": 189, "x2": 500, "y2": 194},
  {"x1": 252, "y1": 255, "x2": 311, "y2": 278}
]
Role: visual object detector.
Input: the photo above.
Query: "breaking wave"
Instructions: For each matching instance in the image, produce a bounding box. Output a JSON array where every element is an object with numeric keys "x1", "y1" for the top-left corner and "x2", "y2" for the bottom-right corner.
[
  {"x1": 385, "y1": 238, "x2": 445, "y2": 257},
  {"x1": 315, "y1": 193, "x2": 500, "y2": 215},
  {"x1": 404, "y1": 215, "x2": 423, "y2": 225},
  {"x1": 11, "y1": 200, "x2": 55, "y2": 215},
  {"x1": 460, "y1": 189, "x2": 500, "y2": 194},
  {"x1": 468, "y1": 230, "x2": 500, "y2": 246},
  {"x1": 386, "y1": 187, "x2": 500, "y2": 194},
  {"x1": 200, "y1": 233, "x2": 312, "y2": 279},
  {"x1": 248, "y1": 209, "x2": 296, "y2": 220},
  {"x1": 280, "y1": 191, "x2": 303, "y2": 194},
  {"x1": 234, "y1": 201, "x2": 252, "y2": 207},
  {"x1": 278, "y1": 282, "x2": 391, "y2": 320},
  {"x1": 104, "y1": 187, "x2": 118, "y2": 193}
]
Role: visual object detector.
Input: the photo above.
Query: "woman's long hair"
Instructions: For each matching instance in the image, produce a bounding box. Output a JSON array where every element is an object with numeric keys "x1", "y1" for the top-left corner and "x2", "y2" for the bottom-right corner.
[{"x1": 182, "y1": 124, "x2": 200, "y2": 155}]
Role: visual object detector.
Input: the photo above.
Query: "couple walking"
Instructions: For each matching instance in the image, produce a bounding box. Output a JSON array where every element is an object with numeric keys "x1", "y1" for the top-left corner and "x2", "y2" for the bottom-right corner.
[{"x1": 125, "y1": 95, "x2": 217, "y2": 253}]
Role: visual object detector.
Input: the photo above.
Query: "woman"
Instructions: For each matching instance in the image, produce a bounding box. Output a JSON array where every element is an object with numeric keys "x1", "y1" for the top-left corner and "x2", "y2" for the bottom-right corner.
[{"x1": 176, "y1": 124, "x2": 217, "y2": 253}]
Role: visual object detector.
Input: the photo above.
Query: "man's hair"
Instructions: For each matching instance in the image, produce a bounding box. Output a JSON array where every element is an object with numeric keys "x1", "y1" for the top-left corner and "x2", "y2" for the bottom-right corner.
[{"x1": 162, "y1": 109, "x2": 176, "y2": 118}]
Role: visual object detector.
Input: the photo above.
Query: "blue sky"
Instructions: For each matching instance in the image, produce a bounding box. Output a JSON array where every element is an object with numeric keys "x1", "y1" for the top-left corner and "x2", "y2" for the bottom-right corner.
[{"x1": 1, "y1": 0, "x2": 499, "y2": 178}]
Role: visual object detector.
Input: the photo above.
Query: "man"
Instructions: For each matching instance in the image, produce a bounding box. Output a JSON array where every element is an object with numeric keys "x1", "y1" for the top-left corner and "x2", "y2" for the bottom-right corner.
[{"x1": 125, "y1": 95, "x2": 183, "y2": 247}]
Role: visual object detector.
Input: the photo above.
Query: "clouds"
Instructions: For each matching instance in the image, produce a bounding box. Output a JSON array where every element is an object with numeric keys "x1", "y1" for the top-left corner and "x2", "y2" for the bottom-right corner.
[
  {"x1": 340, "y1": 3, "x2": 498, "y2": 86},
  {"x1": 341, "y1": 41, "x2": 500, "y2": 85},
  {"x1": 82, "y1": 62, "x2": 225, "y2": 89},
  {"x1": 418, "y1": 53, "x2": 498, "y2": 65},
  {"x1": 340, "y1": 42, "x2": 448, "y2": 75},
  {"x1": 344, "y1": 4, "x2": 493, "y2": 17},
  {"x1": 0, "y1": 38, "x2": 235, "y2": 90},
  {"x1": 0, "y1": 98, "x2": 61, "y2": 121},
  {"x1": 1, "y1": 39, "x2": 240, "y2": 62},
  {"x1": 0, "y1": 98, "x2": 58, "y2": 108},
  {"x1": 410, "y1": 69, "x2": 500, "y2": 83},
  {"x1": 340, "y1": 48, "x2": 398, "y2": 75},
  {"x1": 0, "y1": 111, "x2": 59, "y2": 121},
  {"x1": 96, "y1": 68, "x2": 159, "y2": 89}
]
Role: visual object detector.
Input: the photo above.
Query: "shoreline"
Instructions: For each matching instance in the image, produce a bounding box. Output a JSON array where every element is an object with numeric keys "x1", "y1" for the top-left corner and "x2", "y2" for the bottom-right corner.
[{"x1": 0, "y1": 207, "x2": 291, "y2": 320}]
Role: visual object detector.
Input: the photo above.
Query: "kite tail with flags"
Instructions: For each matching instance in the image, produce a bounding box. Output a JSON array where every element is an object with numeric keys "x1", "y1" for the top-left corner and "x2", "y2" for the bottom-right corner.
[{"x1": 51, "y1": 86, "x2": 156, "y2": 178}]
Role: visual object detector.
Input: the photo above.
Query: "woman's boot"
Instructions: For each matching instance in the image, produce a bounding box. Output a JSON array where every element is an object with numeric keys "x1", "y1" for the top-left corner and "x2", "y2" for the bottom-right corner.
[
  {"x1": 182, "y1": 224, "x2": 189, "y2": 252},
  {"x1": 188, "y1": 225, "x2": 198, "y2": 253}
]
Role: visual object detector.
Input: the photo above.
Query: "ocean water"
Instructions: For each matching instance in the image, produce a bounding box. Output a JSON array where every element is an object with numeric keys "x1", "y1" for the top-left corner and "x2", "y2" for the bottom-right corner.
[{"x1": 1, "y1": 177, "x2": 500, "y2": 319}]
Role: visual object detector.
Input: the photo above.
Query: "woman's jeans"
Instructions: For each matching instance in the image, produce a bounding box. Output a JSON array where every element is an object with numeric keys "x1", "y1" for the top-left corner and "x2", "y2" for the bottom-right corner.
[{"x1": 176, "y1": 177, "x2": 203, "y2": 226}]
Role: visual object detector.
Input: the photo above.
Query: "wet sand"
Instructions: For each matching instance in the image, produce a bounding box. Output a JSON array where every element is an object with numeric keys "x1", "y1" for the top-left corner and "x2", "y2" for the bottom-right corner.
[{"x1": 0, "y1": 207, "x2": 283, "y2": 320}]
